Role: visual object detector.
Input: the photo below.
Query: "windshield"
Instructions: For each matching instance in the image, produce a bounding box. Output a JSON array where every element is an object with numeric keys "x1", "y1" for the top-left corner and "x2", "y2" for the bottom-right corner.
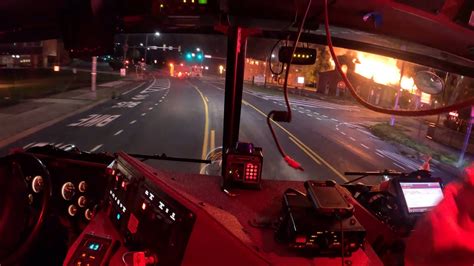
[{"x1": 0, "y1": 34, "x2": 472, "y2": 185}]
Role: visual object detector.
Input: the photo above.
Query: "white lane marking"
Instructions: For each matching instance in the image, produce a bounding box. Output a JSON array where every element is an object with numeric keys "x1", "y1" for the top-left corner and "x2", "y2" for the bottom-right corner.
[
  {"x1": 68, "y1": 114, "x2": 121, "y2": 127},
  {"x1": 340, "y1": 131, "x2": 346, "y2": 136},
  {"x1": 307, "y1": 114, "x2": 313, "y2": 117},
  {"x1": 375, "y1": 152, "x2": 385, "y2": 158},
  {"x1": 132, "y1": 94, "x2": 149, "y2": 101},
  {"x1": 159, "y1": 100, "x2": 162, "y2": 103},
  {"x1": 54, "y1": 143, "x2": 64, "y2": 148},
  {"x1": 141, "y1": 87, "x2": 167, "y2": 93},
  {"x1": 360, "y1": 144, "x2": 370, "y2": 149},
  {"x1": 130, "y1": 120, "x2": 137, "y2": 124},
  {"x1": 154, "y1": 103, "x2": 158, "y2": 106},
  {"x1": 23, "y1": 142, "x2": 36, "y2": 149},
  {"x1": 316, "y1": 117, "x2": 322, "y2": 120},
  {"x1": 314, "y1": 112, "x2": 319, "y2": 115},
  {"x1": 114, "y1": 130, "x2": 123, "y2": 136},
  {"x1": 141, "y1": 113, "x2": 147, "y2": 116},
  {"x1": 298, "y1": 110, "x2": 304, "y2": 114},
  {"x1": 59, "y1": 144, "x2": 71, "y2": 149},
  {"x1": 205, "y1": 96, "x2": 209, "y2": 102},
  {"x1": 331, "y1": 118, "x2": 339, "y2": 122},
  {"x1": 356, "y1": 128, "x2": 378, "y2": 138},
  {"x1": 377, "y1": 149, "x2": 418, "y2": 170},
  {"x1": 121, "y1": 82, "x2": 146, "y2": 95},
  {"x1": 349, "y1": 137, "x2": 356, "y2": 141},
  {"x1": 89, "y1": 144, "x2": 103, "y2": 152},
  {"x1": 393, "y1": 162, "x2": 406, "y2": 170},
  {"x1": 148, "y1": 107, "x2": 153, "y2": 110},
  {"x1": 273, "y1": 101, "x2": 278, "y2": 104},
  {"x1": 203, "y1": 82, "x2": 224, "y2": 91},
  {"x1": 336, "y1": 127, "x2": 340, "y2": 131},
  {"x1": 113, "y1": 101, "x2": 141, "y2": 108},
  {"x1": 322, "y1": 115, "x2": 328, "y2": 118}
]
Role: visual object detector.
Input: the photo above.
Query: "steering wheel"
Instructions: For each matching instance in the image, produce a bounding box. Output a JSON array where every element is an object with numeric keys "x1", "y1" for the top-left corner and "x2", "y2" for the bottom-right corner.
[{"x1": 0, "y1": 153, "x2": 52, "y2": 265}]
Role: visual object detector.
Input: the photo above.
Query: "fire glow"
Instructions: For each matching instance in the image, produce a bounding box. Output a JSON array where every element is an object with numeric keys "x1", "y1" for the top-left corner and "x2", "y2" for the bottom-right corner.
[{"x1": 353, "y1": 52, "x2": 415, "y2": 91}]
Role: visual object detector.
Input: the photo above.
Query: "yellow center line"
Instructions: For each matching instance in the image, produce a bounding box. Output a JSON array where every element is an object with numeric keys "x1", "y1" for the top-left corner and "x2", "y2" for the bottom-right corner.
[
  {"x1": 242, "y1": 100, "x2": 348, "y2": 182},
  {"x1": 288, "y1": 136, "x2": 322, "y2": 165},
  {"x1": 188, "y1": 81, "x2": 209, "y2": 170},
  {"x1": 210, "y1": 129, "x2": 216, "y2": 153}
]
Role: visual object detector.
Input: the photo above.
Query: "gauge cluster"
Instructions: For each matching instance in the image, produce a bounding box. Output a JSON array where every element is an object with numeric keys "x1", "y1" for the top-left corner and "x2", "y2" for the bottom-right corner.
[{"x1": 26, "y1": 155, "x2": 110, "y2": 223}]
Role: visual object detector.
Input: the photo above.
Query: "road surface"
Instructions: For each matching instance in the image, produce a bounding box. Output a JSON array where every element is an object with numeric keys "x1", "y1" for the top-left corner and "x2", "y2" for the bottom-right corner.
[{"x1": 0, "y1": 74, "x2": 452, "y2": 184}]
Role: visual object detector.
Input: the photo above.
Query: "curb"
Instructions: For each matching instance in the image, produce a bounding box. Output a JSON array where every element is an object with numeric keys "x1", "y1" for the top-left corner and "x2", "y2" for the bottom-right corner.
[{"x1": 0, "y1": 98, "x2": 109, "y2": 149}]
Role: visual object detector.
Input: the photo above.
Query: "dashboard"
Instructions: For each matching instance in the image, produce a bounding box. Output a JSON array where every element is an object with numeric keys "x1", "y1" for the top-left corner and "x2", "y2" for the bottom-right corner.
[
  {"x1": 29, "y1": 148, "x2": 113, "y2": 226},
  {"x1": 60, "y1": 152, "x2": 383, "y2": 266},
  {"x1": 104, "y1": 156, "x2": 196, "y2": 266},
  {"x1": 5, "y1": 148, "x2": 430, "y2": 265}
]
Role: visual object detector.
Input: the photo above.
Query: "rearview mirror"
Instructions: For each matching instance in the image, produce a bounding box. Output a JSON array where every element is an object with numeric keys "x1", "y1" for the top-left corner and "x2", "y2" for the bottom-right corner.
[
  {"x1": 414, "y1": 71, "x2": 444, "y2": 95},
  {"x1": 278, "y1": 47, "x2": 317, "y2": 65}
]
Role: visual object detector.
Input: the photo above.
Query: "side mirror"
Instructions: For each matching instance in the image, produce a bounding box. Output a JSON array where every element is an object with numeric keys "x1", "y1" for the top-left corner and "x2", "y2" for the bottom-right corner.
[{"x1": 414, "y1": 71, "x2": 444, "y2": 95}]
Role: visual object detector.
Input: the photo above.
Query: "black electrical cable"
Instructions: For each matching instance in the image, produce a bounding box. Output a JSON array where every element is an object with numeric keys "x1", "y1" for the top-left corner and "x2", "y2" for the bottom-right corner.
[
  {"x1": 340, "y1": 217, "x2": 345, "y2": 266},
  {"x1": 281, "y1": 0, "x2": 312, "y2": 121},
  {"x1": 266, "y1": 0, "x2": 312, "y2": 171}
]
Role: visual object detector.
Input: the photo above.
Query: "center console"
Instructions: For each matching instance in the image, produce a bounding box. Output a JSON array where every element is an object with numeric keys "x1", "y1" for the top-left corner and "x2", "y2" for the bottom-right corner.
[{"x1": 63, "y1": 152, "x2": 382, "y2": 266}]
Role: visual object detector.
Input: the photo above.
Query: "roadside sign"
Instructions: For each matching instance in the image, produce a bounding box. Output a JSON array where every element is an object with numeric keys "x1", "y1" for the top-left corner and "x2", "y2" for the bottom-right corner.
[
  {"x1": 254, "y1": 75, "x2": 265, "y2": 85},
  {"x1": 120, "y1": 68, "x2": 126, "y2": 77}
]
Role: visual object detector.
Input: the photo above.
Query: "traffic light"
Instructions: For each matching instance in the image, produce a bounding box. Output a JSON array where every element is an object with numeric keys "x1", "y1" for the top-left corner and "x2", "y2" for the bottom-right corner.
[
  {"x1": 185, "y1": 53, "x2": 192, "y2": 60},
  {"x1": 197, "y1": 53, "x2": 203, "y2": 60}
]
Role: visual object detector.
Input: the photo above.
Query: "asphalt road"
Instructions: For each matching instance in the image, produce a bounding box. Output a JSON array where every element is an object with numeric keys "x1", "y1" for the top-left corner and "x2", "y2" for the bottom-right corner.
[{"x1": 0, "y1": 74, "x2": 453, "y2": 184}]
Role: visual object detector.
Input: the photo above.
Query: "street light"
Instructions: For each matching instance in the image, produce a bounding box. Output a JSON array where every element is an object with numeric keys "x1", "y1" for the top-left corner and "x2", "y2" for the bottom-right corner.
[
  {"x1": 154, "y1": 32, "x2": 160, "y2": 36},
  {"x1": 271, "y1": 53, "x2": 275, "y2": 58},
  {"x1": 196, "y1": 48, "x2": 201, "y2": 52}
]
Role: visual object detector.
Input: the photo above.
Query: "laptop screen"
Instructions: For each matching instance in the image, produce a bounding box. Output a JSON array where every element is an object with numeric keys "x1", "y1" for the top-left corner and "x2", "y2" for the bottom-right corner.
[{"x1": 399, "y1": 182, "x2": 444, "y2": 214}]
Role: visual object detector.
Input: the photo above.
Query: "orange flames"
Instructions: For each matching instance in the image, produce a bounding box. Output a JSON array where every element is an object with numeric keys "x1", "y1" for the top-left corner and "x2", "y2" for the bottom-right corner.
[{"x1": 353, "y1": 52, "x2": 416, "y2": 92}]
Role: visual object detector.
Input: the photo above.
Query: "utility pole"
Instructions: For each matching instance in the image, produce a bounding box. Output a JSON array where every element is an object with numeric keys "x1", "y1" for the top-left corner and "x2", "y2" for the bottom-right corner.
[
  {"x1": 91, "y1": 56, "x2": 97, "y2": 93},
  {"x1": 390, "y1": 61, "x2": 405, "y2": 126},
  {"x1": 123, "y1": 34, "x2": 129, "y2": 63},
  {"x1": 458, "y1": 107, "x2": 473, "y2": 167},
  {"x1": 144, "y1": 34, "x2": 149, "y2": 64}
]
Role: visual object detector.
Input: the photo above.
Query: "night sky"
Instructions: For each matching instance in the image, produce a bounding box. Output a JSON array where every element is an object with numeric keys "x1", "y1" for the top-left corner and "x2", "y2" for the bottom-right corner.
[{"x1": 115, "y1": 33, "x2": 278, "y2": 62}]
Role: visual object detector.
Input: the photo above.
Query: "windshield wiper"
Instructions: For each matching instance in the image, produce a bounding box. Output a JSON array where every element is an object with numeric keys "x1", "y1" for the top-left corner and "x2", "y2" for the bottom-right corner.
[
  {"x1": 344, "y1": 170, "x2": 403, "y2": 184},
  {"x1": 129, "y1": 153, "x2": 212, "y2": 164}
]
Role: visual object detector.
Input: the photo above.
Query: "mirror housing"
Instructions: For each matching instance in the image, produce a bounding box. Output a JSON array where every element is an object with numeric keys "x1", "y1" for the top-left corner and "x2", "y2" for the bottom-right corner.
[
  {"x1": 414, "y1": 71, "x2": 444, "y2": 95},
  {"x1": 278, "y1": 47, "x2": 317, "y2": 65}
]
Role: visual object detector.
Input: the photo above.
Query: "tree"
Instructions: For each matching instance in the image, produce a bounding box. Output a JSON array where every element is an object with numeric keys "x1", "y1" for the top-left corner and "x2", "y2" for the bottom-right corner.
[{"x1": 312, "y1": 46, "x2": 334, "y2": 87}]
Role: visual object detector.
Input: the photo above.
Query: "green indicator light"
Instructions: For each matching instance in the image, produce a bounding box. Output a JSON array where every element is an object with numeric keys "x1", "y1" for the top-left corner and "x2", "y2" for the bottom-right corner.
[{"x1": 198, "y1": 0, "x2": 207, "y2": 4}]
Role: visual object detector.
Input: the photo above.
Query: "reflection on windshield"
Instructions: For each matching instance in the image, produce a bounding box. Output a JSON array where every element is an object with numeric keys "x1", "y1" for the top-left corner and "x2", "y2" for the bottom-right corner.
[{"x1": 0, "y1": 35, "x2": 473, "y2": 186}]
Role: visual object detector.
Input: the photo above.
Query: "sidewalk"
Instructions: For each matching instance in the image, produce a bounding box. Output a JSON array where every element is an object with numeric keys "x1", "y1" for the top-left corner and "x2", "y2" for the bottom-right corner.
[{"x1": 0, "y1": 77, "x2": 143, "y2": 149}]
